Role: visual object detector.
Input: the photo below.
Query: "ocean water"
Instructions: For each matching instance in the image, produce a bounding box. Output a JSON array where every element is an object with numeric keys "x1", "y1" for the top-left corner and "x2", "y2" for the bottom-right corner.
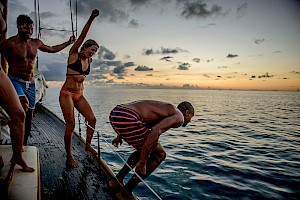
[{"x1": 42, "y1": 88, "x2": 300, "y2": 200}]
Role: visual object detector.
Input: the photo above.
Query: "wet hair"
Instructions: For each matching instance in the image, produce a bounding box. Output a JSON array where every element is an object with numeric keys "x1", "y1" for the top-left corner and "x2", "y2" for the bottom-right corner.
[
  {"x1": 17, "y1": 15, "x2": 33, "y2": 26},
  {"x1": 177, "y1": 101, "x2": 194, "y2": 115},
  {"x1": 80, "y1": 39, "x2": 99, "y2": 52}
]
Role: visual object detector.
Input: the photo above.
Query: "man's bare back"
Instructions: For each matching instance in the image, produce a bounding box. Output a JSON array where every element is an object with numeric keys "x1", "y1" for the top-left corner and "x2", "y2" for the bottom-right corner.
[{"x1": 123, "y1": 100, "x2": 182, "y2": 127}]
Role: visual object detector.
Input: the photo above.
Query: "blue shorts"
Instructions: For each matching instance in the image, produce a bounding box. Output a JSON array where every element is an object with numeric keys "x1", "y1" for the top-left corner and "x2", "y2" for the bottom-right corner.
[{"x1": 9, "y1": 75, "x2": 36, "y2": 109}]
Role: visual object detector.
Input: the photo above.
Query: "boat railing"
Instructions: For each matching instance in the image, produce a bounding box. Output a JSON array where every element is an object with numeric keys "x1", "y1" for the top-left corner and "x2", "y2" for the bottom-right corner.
[
  {"x1": 41, "y1": 99, "x2": 163, "y2": 199},
  {"x1": 85, "y1": 122, "x2": 163, "y2": 200}
]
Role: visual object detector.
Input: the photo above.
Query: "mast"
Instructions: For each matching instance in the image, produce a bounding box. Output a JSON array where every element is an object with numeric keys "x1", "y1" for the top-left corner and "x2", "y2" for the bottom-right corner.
[{"x1": 0, "y1": 0, "x2": 7, "y2": 72}]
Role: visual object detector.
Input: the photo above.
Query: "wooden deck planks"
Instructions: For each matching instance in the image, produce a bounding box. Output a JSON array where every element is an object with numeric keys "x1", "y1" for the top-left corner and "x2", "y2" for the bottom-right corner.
[{"x1": 28, "y1": 105, "x2": 114, "y2": 200}]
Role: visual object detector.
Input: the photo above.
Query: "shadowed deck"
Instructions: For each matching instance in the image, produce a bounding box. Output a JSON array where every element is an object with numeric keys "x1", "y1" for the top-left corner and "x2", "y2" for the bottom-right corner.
[{"x1": 28, "y1": 105, "x2": 115, "y2": 200}]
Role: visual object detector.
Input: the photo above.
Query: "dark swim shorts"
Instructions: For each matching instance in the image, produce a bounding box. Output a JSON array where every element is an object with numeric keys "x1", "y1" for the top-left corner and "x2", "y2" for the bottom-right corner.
[
  {"x1": 9, "y1": 75, "x2": 36, "y2": 109},
  {"x1": 109, "y1": 105, "x2": 149, "y2": 148}
]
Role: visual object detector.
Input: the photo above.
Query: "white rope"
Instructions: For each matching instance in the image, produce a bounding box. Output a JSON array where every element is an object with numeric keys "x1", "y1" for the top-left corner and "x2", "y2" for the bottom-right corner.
[{"x1": 85, "y1": 122, "x2": 163, "y2": 200}]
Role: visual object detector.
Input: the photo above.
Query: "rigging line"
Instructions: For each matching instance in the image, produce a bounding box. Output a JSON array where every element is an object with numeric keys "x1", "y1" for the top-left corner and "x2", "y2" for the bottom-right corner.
[
  {"x1": 69, "y1": 0, "x2": 75, "y2": 36},
  {"x1": 75, "y1": 0, "x2": 77, "y2": 37},
  {"x1": 34, "y1": 0, "x2": 38, "y2": 37},
  {"x1": 84, "y1": 122, "x2": 163, "y2": 200},
  {"x1": 37, "y1": 0, "x2": 41, "y2": 39},
  {"x1": 39, "y1": 27, "x2": 74, "y2": 32}
]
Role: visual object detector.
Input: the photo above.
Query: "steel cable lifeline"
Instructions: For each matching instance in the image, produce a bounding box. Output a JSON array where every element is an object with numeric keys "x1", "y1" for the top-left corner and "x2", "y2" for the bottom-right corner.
[
  {"x1": 35, "y1": 0, "x2": 77, "y2": 35},
  {"x1": 69, "y1": 0, "x2": 74, "y2": 36},
  {"x1": 84, "y1": 122, "x2": 163, "y2": 200}
]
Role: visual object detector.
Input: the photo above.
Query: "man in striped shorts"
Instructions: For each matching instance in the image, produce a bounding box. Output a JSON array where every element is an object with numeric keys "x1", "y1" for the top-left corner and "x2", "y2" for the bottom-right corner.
[{"x1": 108, "y1": 100, "x2": 194, "y2": 199}]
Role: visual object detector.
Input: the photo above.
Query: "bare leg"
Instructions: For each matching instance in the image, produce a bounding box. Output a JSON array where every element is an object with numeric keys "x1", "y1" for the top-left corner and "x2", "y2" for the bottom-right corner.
[
  {"x1": 0, "y1": 155, "x2": 3, "y2": 170},
  {"x1": 59, "y1": 92, "x2": 78, "y2": 168},
  {"x1": 74, "y1": 95, "x2": 96, "y2": 153},
  {"x1": 0, "y1": 70, "x2": 34, "y2": 172},
  {"x1": 124, "y1": 144, "x2": 166, "y2": 192},
  {"x1": 109, "y1": 150, "x2": 140, "y2": 191},
  {"x1": 24, "y1": 108, "x2": 34, "y2": 146}
]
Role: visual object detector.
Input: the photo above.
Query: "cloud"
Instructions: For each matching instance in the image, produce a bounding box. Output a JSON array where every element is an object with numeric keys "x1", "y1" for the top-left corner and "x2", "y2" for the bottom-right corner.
[
  {"x1": 98, "y1": 46, "x2": 116, "y2": 60},
  {"x1": 106, "y1": 79, "x2": 115, "y2": 84},
  {"x1": 236, "y1": 3, "x2": 247, "y2": 18},
  {"x1": 128, "y1": 19, "x2": 141, "y2": 28},
  {"x1": 39, "y1": 11, "x2": 57, "y2": 18},
  {"x1": 160, "y1": 56, "x2": 173, "y2": 62},
  {"x1": 123, "y1": 55, "x2": 131, "y2": 59},
  {"x1": 142, "y1": 47, "x2": 188, "y2": 55},
  {"x1": 254, "y1": 38, "x2": 266, "y2": 44},
  {"x1": 124, "y1": 62, "x2": 135, "y2": 67},
  {"x1": 35, "y1": 52, "x2": 68, "y2": 81},
  {"x1": 226, "y1": 53, "x2": 238, "y2": 58},
  {"x1": 76, "y1": 0, "x2": 129, "y2": 23},
  {"x1": 113, "y1": 66, "x2": 126, "y2": 74},
  {"x1": 177, "y1": 62, "x2": 190, "y2": 70},
  {"x1": 290, "y1": 71, "x2": 300, "y2": 74},
  {"x1": 41, "y1": 62, "x2": 66, "y2": 81},
  {"x1": 92, "y1": 74, "x2": 107, "y2": 80},
  {"x1": 180, "y1": 2, "x2": 228, "y2": 19},
  {"x1": 193, "y1": 58, "x2": 200, "y2": 63},
  {"x1": 142, "y1": 48, "x2": 155, "y2": 55},
  {"x1": 272, "y1": 51, "x2": 281, "y2": 54},
  {"x1": 258, "y1": 72, "x2": 274, "y2": 78},
  {"x1": 129, "y1": 0, "x2": 151, "y2": 6},
  {"x1": 207, "y1": 58, "x2": 214, "y2": 62},
  {"x1": 92, "y1": 60, "x2": 122, "y2": 69},
  {"x1": 200, "y1": 23, "x2": 216, "y2": 28},
  {"x1": 135, "y1": 65, "x2": 153, "y2": 71},
  {"x1": 112, "y1": 66, "x2": 127, "y2": 79},
  {"x1": 250, "y1": 72, "x2": 275, "y2": 79}
]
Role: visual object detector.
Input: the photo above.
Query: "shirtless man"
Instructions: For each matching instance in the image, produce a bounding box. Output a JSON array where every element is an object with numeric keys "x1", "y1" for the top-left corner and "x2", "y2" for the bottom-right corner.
[
  {"x1": 108, "y1": 100, "x2": 194, "y2": 199},
  {"x1": 0, "y1": 14, "x2": 75, "y2": 146},
  {"x1": 0, "y1": 2, "x2": 34, "y2": 172}
]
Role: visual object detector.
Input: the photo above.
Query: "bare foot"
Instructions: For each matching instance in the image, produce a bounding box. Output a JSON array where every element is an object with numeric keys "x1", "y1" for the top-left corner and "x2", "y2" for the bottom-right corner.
[
  {"x1": 66, "y1": 158, "x2": 79, "y2": 168},
  {"x1": 10, "y1": 158, "x2": 35, "y2": 172},
  {"x1": 108, "y1": 177, "x2": 124, "y2": 192}
]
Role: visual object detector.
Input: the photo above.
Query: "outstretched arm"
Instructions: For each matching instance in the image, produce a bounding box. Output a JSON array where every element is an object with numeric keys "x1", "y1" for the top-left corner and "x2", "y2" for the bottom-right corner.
[
  {"x1": 69, "y1": 9, "x2": 99, "y2": 55},
  {"x1": 38, "y1": 36, "x2": 75, "y2": 53},
  {"x1": 135, "y1": 111, "x2": 183, "y2": 174}
]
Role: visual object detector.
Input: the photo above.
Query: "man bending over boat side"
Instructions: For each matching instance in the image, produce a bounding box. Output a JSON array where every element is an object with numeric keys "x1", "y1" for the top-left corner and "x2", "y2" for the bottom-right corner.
[
  {"x1": 0, "y1": 2, "x2": 34, "y2": 172},
  {"x1": 0, "y1": 14, "x2": 75, "y2": 147},
  {"x1": 108, "y1": 100, "x2": 194, "y2": 199},
  {"x1": 59, "y1": 9, "x2": 99, "y2": 168}
]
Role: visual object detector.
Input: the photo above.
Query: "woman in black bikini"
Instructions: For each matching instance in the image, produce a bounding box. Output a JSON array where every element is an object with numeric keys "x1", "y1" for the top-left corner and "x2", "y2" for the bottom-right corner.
[{"x1": 59, "y1": 9, "x2": 99, "y2": 167}]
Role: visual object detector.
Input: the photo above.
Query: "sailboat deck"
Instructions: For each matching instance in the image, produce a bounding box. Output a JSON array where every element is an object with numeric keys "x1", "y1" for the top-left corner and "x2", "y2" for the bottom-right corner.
[{"x1": 28, "y1": 105, "x2": 114, "y2": 200}]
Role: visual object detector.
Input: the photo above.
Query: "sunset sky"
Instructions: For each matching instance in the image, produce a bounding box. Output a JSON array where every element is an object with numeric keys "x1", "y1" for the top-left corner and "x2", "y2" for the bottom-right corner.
[{"x1": 6, "y1": 0, "x2": 300, "y2": 90}]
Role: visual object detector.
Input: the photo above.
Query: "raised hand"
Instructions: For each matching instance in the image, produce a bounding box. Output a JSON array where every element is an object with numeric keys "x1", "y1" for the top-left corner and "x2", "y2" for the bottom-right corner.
[
  {"x1": 91, "y1": 9, "x2": 99, "y2": 18},
  {"x1": 69, "y1": 35, "x2": 76, "y2": 44},
  {"x1": 112, "y1": 136, "x2": 123, "y2": 148}
]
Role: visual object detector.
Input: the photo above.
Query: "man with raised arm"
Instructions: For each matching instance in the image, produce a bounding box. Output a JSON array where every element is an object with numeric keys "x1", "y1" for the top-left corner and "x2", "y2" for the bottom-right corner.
[
  {"x1": 0, "y1": 14, "x2": 75, "y2": 146},
  {"x1": 0, "y1": 2, "x2": 34, "y2": 172},
  {"x1": 108, "y1": 100, "x2": 194, "y2": 199}
]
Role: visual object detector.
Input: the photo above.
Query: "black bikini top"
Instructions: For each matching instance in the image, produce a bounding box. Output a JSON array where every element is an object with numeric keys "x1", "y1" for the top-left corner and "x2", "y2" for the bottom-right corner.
[{"x1": 66, "y1": 56, "x2": 90, "y2": 76}]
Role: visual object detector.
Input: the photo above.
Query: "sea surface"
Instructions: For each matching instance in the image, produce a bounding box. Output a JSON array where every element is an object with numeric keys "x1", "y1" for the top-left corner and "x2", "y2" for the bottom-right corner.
[{"x1": 42, "y1": 88, "x2": 300, "y2": 200}]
